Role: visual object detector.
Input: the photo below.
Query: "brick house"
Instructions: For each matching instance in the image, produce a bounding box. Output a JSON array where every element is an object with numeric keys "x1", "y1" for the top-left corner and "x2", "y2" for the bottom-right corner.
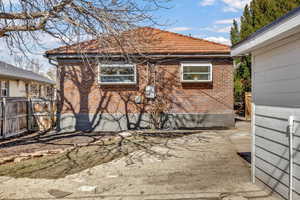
[{"x1": 45, "y1": 27, "x2": 234, "y2": 132}]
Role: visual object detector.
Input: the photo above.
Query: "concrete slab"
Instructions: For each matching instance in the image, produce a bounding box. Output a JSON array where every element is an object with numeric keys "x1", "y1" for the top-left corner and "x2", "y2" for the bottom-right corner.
[{"x1": 0, "y1": 122, "x2": 281, "y2": 200}]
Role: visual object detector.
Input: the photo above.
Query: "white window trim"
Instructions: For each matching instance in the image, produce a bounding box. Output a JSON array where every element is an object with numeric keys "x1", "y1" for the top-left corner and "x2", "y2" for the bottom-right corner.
[
  {"x1": 98, "y1": 64, "x2": 137, "y2": 85},
  {"x1": 180, "y1": 62, "x2": 213, "y2": 83}
]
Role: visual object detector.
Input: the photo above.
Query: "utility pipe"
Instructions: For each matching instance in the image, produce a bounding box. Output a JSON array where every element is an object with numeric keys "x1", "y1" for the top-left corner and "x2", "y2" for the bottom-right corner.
[
  {"x1": 251, "y1": 103, "x2": 256, "y2": 183},
  {"x1": 288, "y1": 116, "x2": 294, "y2": 200}
]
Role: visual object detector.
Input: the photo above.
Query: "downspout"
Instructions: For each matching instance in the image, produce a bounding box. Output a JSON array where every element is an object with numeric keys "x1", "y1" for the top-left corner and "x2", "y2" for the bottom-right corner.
[
  {"x1": 45, "y1": 56, "x2": 60, "y2": 131},
  {"x1": 288, "y1": 116, "x2": 295, "y2": 200},
  {"x1": 48, "y1": 57, "x2": 58, "y2": 67},
  {"x1": 46, "y1": 57, "x2": 58, "y2": 100},
  {"x1": 251, "y1": 55, "x2": 256, "y2": 184},
  {"x1": 251, "y1": 103, "x2": 256, "y2": 183}
]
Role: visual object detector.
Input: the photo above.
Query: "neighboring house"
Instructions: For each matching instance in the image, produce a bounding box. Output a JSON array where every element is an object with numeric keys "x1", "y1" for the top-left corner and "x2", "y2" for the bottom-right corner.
[
  {"x1": 45, "y1": 27, "x2": 234, "y2": 132},
  {"x1": 0, "y1": 61, "x2": 55, "y2": 99},
  {"x1": 232, "y1": 7, "x2": 300, "y2": 200}
]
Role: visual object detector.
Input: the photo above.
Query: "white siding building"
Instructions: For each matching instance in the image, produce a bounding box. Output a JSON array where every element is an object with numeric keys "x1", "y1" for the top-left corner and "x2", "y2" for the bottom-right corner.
[
  {"x1": 232, "y1": 7, "x2": 300, "y2": 200},
  {"x1": 0, "y1": 61, "x2": 55, "y2": 99}
]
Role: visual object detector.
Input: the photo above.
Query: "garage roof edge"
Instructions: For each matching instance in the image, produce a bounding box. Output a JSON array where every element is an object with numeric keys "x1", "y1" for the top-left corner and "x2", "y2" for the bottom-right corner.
[{"x1": 231, "y1": 6, "x2": 300, "y2": 56}]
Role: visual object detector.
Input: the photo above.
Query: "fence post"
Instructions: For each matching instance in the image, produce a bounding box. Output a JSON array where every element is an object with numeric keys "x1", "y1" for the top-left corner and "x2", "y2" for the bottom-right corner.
[
  {"x1": 0, "y1": 100, "x2": 2, "y2": 137},
  {"x1": 2, "y1": 97, "x2": 6, "y2": 138},
  {"x1": 245, "y1": 92, "x2": 252, "y2": 120},
  {"x1": 50, "y1": 99, "x2": 55, "y2": 129},
  {"x1": 27, "y1": 98, "x2": 31, "y2": 132}
]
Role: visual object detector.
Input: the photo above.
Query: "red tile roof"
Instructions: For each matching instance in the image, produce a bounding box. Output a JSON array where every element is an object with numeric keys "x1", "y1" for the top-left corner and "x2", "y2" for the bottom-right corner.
[{"x1": 46, "y1": 27, "x2": 230, "y2": 55}]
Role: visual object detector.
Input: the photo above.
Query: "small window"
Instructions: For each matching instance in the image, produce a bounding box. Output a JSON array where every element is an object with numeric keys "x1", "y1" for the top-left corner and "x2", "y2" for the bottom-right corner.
[
  {"x1": 99, "y1": 64, "x2": 136, "y2": 84},
  {"x1": 181, "y1": 63, "x2": 212, "y2": 82},
  {"x1": 45, "y1": 86, "x2": 53, "y2": 98},
  {"x1": 30, "y1": 84, "x2": 40, "y2": 98},
  {"x1": 0, "y1": 80, "x2": 9, "y2": 97}
]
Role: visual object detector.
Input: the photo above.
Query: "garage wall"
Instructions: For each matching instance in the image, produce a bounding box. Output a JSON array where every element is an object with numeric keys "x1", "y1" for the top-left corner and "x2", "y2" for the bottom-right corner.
[
  {"x1": 253, "y1": 33, "x2": 300, "y2": 200},
  {"x1": 254, "y1": 105, "x2": 300, "y2": 199},
  {"x1": 252, "y1": 33, "x2": 300, "y2": 107}
]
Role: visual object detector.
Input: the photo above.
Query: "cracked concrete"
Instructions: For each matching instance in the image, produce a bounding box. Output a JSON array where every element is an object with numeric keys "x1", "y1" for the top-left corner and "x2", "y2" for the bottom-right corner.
[{"x1": 0, "y1": 122, "x2": 281, "y2": 200}]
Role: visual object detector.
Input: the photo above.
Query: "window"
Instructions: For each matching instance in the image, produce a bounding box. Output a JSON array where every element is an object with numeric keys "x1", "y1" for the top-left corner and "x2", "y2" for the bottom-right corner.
[
  {"x1": 0, "y1": 80, "x2": 9, "y2": 97},
  {"x1": 30, "y1": 84, "x2": 40, "y2": 98},
  {"x1": 181, "y1": 63, "x2": 212, "y2": 82},
  {"x1": 99, "y1": 64, "x2": 136, "y2": 84},
  {"x1": 45, "y1": 86, "x2": 53, "y2": 98}
]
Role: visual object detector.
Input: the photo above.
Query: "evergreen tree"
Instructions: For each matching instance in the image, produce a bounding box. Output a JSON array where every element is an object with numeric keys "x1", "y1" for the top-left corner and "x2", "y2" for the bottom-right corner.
[
  {"x1": 240, "y1": 5, "x2": 254, "y2": 40},
  {"x1": 230, "y1": 19, "x2": 240, "y2": 45},
  {"x1": 231, "y1": 0, "x2": 300, "y2": 108},
  {"x1": 252, "y1": 0, "x2": 277, "y2": 30}
]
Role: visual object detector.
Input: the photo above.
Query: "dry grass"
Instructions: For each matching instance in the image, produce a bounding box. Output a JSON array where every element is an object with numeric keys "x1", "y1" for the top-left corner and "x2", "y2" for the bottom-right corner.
[{"x1": 0, "y1": 132, "x2": 194, "y2": 179}]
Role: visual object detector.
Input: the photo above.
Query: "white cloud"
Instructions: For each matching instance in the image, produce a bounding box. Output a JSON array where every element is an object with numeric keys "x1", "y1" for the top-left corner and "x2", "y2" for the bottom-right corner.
[
  {"x1": 168, "y1": 27, "x2": 192, "y2": 32},
  {"x1": 223, "y1": 7, "x2": 239, "y2": 12},
  {"x1": 192, "y1": 34, "x2": 207, "y2": 38},
  {"x1": 222, "y1": 0, "x2": 251, "y2": 12},
  {"x1": 201, "y1": 25, "x2": 231, "y2": 33},
  {"x1": 204, "y1": 36, "x2": 231, "y2": 45},
  {"x1": 217, "y1": 26, "x2": 231, "y2": 33},
  {"x1": 215, "y1": 18, "x2": 236, "y2": 24},
  {"x1": 199, "y1": 0, "x2": 215, "y2": 6},
  {"x1": 199, "y1": 0, "x2": 251, "y2": 11}
]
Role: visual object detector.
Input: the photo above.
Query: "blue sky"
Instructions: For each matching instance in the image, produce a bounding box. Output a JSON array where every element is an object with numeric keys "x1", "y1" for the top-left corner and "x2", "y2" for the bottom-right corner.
[
  {"x1": 0, "y1": 0, "x2": 250, "y2": 72},
  {"x1": 157, "y1": 0, "x2": 251, "y2": 45}
]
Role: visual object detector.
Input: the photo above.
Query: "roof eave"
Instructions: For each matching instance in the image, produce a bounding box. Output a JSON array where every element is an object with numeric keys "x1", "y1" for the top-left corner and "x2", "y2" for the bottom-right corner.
[
  {"x1": 0, "y1": 74, "x2": 55, "y2": 85},
  {"x1": 45, "y1": 52, "x2": 231, "y2": 59},
  {"x1": 231, "y1": 6, "x2": 300, "y2": 57}
]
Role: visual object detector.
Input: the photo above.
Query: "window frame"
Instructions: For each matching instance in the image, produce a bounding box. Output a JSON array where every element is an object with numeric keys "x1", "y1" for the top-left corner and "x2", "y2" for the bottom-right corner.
[
  {"x1": 0, "y1": 80, "x2": 9, "y2": 97},
  {"x1": 180, "y1": 62, "x2": 213, "y2": 83},
  {"x1": 29, "y1": 83, "x2": 40, "y2": 98},
  {"x1": 45, "y1": 85, "x2": 53, "y2": 99},
  {"x1": 98, "y1": 64, "x2": 137, "y2": 85}
]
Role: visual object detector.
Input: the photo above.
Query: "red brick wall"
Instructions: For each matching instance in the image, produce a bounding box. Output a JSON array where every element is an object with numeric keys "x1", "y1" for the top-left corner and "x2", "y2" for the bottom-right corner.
[{"x1": 58, "y1": 59, "x2": 233, "y2": 116}]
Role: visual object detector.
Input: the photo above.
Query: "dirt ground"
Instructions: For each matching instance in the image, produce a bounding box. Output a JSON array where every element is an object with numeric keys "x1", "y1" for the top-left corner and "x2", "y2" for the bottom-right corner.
[
  {"x1": 0, "y1": 121, "x2": 281, "y2": 200},
  {"x1": 0, "y1": 132, "x2": 198, "y2": 179},
  {"x1": 0, "y1": 130, "x2": 113, "y2": 158}
]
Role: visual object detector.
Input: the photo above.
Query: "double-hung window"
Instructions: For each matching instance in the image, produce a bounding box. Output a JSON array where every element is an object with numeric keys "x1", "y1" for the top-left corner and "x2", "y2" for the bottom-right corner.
[
  {"x1": 181, "y1": 63, "x2": 212, "y2": 82},
  {"x1": 99, "y1": 64, "x2": 136, "y2": 84},
  {"x1": 0, "y1": 80, "x2": 9, "y2": 97}
]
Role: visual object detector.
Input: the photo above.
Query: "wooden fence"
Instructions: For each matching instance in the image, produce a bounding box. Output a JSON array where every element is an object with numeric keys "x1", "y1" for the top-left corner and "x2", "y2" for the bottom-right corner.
[
  {"x1": 245, "y1": 92, "x2": 252, "y2": 120},
  {"x1": 0, "y1": 98, "x2": 55, "y2": 139}
]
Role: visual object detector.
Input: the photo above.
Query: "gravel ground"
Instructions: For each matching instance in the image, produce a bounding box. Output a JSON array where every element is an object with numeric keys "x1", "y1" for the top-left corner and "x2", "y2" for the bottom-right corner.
[{"x1": 0, "y1": 122, "x2": 282, "y2": 200}]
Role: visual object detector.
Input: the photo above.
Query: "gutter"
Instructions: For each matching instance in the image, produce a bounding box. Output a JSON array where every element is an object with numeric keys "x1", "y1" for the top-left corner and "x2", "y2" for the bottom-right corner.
[
  {"x1": 0, "y1": 73, "x2": 55, "y2": 85},
  {"x1": 48, "y1": 58, "x2": 58, "y2": 67},
  {"x1": 232, "y1": 6, "x2": 300, "y2": 51}
]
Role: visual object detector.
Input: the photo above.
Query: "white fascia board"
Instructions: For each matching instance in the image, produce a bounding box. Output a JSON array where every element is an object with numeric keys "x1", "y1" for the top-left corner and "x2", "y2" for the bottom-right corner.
[{"x1": 231, "y1": 11, "x2": 300, "y2": 56}]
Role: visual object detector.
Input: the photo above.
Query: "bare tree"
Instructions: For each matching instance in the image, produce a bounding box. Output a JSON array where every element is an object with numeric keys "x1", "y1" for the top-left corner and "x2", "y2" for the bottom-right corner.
[
  {"x1": 13, "y1": 55, "x2": 28, "y2": 69},
  {"x1": 13, "y1": 55, "x2": 43, "y2": 73},
  {"x1": 0, "y1": 0, "x2": 169, "y2": 55}
]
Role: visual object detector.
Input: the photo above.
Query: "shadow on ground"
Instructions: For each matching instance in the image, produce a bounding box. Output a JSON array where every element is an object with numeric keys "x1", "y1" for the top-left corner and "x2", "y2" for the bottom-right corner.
[
  {"x1": 238, "y1": 152, "x2": 251, "y2": 164},
  {"x1": 0, "y1": 131, "x2": 206, "y2": 179}
]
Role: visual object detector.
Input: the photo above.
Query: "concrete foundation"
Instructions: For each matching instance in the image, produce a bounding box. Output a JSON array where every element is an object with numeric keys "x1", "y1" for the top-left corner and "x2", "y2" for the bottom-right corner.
[{"x1": 58, "y1": 113, "x2": 235, "y2": 132}]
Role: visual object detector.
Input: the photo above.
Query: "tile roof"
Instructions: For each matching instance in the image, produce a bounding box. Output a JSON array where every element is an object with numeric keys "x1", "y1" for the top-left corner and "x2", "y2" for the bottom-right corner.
[
  {"x1": 0, "y1": 61, "x2": 55, "y2": 85},
  {"x1": 46, "y1": 27, "x2": 230, "y2": 56}
]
